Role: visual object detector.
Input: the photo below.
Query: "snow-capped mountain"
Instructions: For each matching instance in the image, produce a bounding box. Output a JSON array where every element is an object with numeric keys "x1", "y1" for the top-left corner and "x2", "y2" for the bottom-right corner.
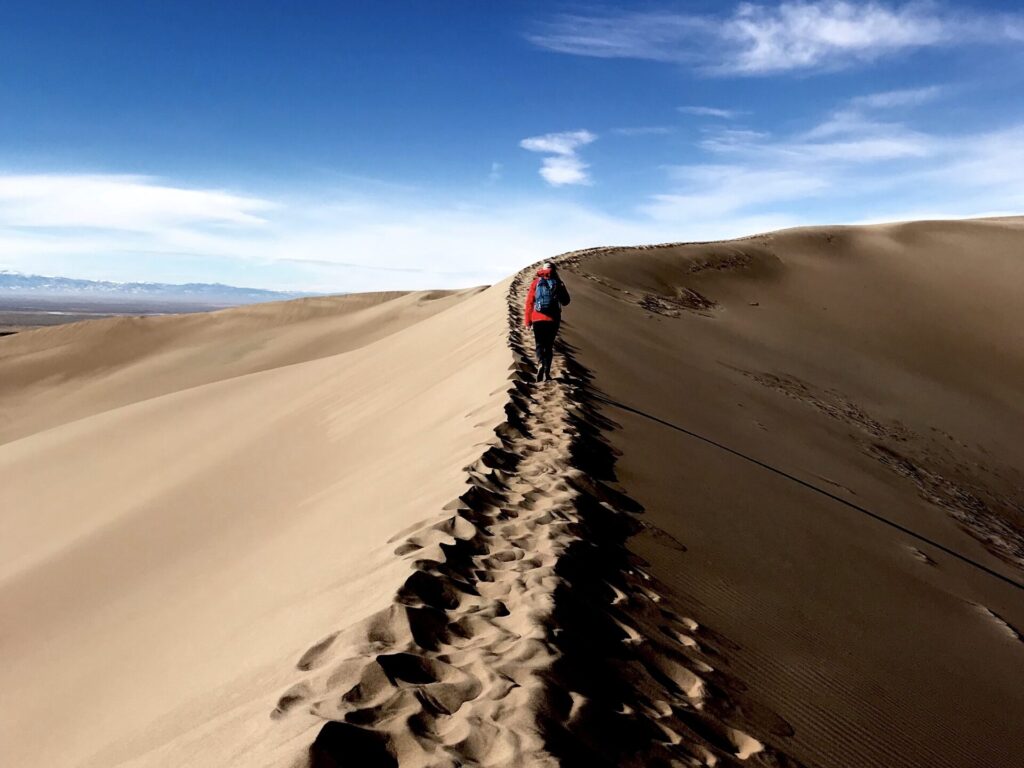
[{"x1": 0, "y1": 270, "x2": 317, "y2": 305}]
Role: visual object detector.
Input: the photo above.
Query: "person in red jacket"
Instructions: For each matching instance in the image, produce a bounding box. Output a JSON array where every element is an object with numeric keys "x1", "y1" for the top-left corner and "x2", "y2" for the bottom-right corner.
[{"x1": 524, "y1": 262, "x2": 571, "y2": 381}]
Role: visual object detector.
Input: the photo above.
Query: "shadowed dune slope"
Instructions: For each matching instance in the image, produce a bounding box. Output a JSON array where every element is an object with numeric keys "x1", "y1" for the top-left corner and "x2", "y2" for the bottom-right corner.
[
  {"x1": 560, "y1": 217, "x2": 1024, "y2": 768},
  {"x1": 0, "y1": 285, "x2": 513, "y2": 767}
]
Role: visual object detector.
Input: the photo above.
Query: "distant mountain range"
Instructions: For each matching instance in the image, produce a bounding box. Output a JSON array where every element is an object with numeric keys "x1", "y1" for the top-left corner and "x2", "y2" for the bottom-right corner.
[{"x1": 0, "y1": 270, "x2": 318, "y2": 305}]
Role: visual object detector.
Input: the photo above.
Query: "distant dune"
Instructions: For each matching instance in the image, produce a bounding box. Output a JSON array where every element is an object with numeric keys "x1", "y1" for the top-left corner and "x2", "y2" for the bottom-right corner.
[
  {"x1": 0, "y1": 271, "x2": 320, "y2": 335},
  {"x1": 1, "y1": 217, "x2": 1022, "y2": 767}
]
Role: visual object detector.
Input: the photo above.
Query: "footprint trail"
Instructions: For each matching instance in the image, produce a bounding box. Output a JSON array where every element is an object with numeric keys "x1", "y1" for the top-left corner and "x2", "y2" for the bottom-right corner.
[{"x1": 276, "y1": 253, "x2": 806, "y2": 768}]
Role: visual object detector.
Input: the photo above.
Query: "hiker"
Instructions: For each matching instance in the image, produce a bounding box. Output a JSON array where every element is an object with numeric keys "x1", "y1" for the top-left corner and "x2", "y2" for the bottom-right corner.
[{"x1": 524, "y1": 262, "x2": 571, "y2": 381}]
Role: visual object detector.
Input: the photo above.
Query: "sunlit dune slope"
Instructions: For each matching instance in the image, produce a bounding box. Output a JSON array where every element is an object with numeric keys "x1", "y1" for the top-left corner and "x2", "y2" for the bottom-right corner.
[
  {"x1": 560, "y1": 217, "x2": 1024, "y2": 768},
  {"x1": 0, "y1": 289, "x2": 476, "y2": 445},
  {"x1": 0, "y1": 285, "x2": 512, "y2": 767}
]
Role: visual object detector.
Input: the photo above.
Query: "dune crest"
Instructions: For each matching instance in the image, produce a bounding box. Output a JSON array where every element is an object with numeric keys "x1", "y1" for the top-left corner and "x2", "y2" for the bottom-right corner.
[{"x1": 283, "y1": 258, "x2": 806, "y2": 767}]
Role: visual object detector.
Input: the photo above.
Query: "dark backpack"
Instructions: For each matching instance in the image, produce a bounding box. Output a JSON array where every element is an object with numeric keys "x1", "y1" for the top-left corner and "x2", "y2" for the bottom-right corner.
[{"x1": 534, "y1": 277, "x2": 559, "y2": 315}]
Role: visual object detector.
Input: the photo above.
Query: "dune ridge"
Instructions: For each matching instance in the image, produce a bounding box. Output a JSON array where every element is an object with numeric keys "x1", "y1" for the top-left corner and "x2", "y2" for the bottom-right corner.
[
  {"x1": 3, "y1": 218, "x2": 1022, "y2": 767},
  {"x1": 283, "y1": 256, "x2": 806, "y2": 767},
  {"x1": 287, "y1": 221, "x2": 1024, "y2": 767}
]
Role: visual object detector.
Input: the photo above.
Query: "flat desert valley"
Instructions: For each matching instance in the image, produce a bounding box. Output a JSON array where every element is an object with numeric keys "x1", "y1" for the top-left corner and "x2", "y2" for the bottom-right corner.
[{"x1": 2, "y1": 217, "x2": 1023, "y2": 767}]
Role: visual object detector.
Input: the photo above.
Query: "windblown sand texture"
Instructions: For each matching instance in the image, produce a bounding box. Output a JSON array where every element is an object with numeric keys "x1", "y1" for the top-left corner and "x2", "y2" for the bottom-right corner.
[{"x1": 1, "y1": 217, "x2": 1023, "y2": 767}]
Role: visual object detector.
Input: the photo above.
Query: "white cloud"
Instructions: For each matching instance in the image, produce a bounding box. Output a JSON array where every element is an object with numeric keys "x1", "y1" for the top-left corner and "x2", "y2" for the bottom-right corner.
[
  {"x1": 519, "y1": 129, "x2": 597, "y2": 186},
  {"x1": 0, "y1": 184, "x2": 690, "y2": 291},
  {"x1": 529, "y1": 3, "x2": 1024, "y2": 75},
  {"x1": 928, "y1": 125, "x2": 1024, "y2": 192},
  {"x1": 699, "y1": 128, "x2": 773, "y2": 152},
  {"x1": 4, "y1": 104, "x2": 1023, "y2": 293},
  {"x1": 802, "y1": 109, "x2": 893, "y2": 139},
  {"x1": 528, "y1": 13, "x2": 709, "y2": 64},
  {"x1": 611, "y1": 126, "x2": 675, "y2": 136},
  {"x1": 679, "y1": 84, "x2": 940, "y2": 158},
  {"x1": 643, "y1": 165, "x2": 829, "y2": 220},
  {"x1": 781, "y1": 86, "x2": 945, "y2": 155},
  {"x1": 799, "y1": 136, "x2": 933, "y2": 160},
  {"x1": 721, "y1": 1, "x2": 949, "y2": 74},
  {"x1": 0, "y1": 174, "x2": 275, "y2": 231},
  {"x1": 519, "y1": 129, "x2": 596, "y2": 156},
  {"x1": 703, "y1": 110, "x2": 938, "y2": 161},
  {"x1": 658, "y1": 98, "x2": 1024, "y2": 228},
  {"x1": 679, "y1": 106, "x2": 744, "y2": 118},
  {"x1": 849, "y1": 85, "x2": 945, "y2": 109},
  {"x1": 538, "y1": 156, "x2": 591, "y2": 186}
]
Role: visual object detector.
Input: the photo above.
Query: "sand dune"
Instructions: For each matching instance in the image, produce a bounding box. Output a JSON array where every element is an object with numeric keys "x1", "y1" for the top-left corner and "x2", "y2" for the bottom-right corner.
[
  {"x1": 0, "y1": 286, "x2": 514, "y2": 766},
  {"x1": 2, "y1": 217, "x2": 1023, "y2": 767},
  {"x1": 561, "y1": 217, "x2": 1024, "y2": 767},
  {"x1": 0, "y1": 289, "x2": 476, "y2": 445}
]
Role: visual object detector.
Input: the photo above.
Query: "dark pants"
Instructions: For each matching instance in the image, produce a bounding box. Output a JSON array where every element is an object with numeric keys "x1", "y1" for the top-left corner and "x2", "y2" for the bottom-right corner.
[{"x1": 532, "y1": 320, "x2": 559, "y2": 378}]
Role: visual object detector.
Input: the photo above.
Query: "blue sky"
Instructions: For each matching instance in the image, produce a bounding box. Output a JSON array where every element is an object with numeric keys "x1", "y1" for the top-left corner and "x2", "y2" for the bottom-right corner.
[{"x1": 2, "y1": 1, "x2": 1023, "y2": 291}]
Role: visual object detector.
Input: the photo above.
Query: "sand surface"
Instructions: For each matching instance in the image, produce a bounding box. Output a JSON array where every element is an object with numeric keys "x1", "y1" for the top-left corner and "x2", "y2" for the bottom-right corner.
[
  {"x1": 0, "y1": 286, "x2": 515, "y2": 766},
  {"x1": 2, "y1": 217, "x2": 1022, "y2": 767},
  {"x1": 560, "y1": 217, "x2": 1024, "y2": 767}
]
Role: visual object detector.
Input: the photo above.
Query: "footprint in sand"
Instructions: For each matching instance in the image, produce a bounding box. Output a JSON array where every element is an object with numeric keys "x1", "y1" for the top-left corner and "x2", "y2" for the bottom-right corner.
[
  {"x1": 907, "y1": 545, "x2": 936, "y2": 566},
  {"x1": 972, "y1": 603, "x2": 1023, "y2": 643},
  {"x1": 296, "y1": 632, "x2": 341, "y2": 671},
  {"x1": 271, "y1": 682, "x2": 311, "y2": 720}
]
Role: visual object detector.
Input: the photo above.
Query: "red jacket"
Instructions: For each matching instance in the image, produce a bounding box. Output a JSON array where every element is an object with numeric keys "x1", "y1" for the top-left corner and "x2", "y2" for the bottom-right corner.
[{"x1": 524, "y1": 267, "x2": 570, "y2": 326}]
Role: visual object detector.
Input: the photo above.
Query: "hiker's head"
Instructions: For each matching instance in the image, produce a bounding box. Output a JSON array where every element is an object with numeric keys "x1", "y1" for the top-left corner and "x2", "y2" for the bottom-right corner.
[{"x1": 538, "y1": 262, "x2": 556, "y2": 277}]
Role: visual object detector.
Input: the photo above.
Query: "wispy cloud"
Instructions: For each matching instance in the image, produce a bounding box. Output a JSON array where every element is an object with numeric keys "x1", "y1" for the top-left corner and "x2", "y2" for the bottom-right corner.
[
  {"x1": 519, "y1": 130, "x2": 596, "y2": 156},
  {"x1": 642, "y1": 165, "x2": 828, "y2": 220},
  {"x1": 611, "y1": 125, "x2": 675, "y2": 136},
  {"x1": 662, "y1": 97, "x2": 1024, "y2": 226},
  {"x1": 528, "y1": 12, "x2": 708, "y2": 64},
  {"x1": 849, "y1": 85, "x2": 945, "y2": 109},
  {"x1": 519, "y1": 129, "x2": 597, "y2": 186},
  {"x1": 0, "y1": 174, "x2": 275, "y2": 231},
  {"x1": 0, "y1": 180, "x2": 689, "y2": 291},
  {"x1": 3, "y1": 96, "x2": 1022, "y2": 294},
  {"x1": 678, "y1": 106, "x2": 744, "y2": 118},
  {"x1": 704, "y1": 107, "x2": 938, "y2": 160},
  {"x1": 797, "y1": 84, "x2": 946, "y2": 144},
  {"x1": 699, "y1": 128, "x2": 772, "y2": 152},
  {"x1": 529, "y1": 2, "x2": 1024, "y2": 75}
]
